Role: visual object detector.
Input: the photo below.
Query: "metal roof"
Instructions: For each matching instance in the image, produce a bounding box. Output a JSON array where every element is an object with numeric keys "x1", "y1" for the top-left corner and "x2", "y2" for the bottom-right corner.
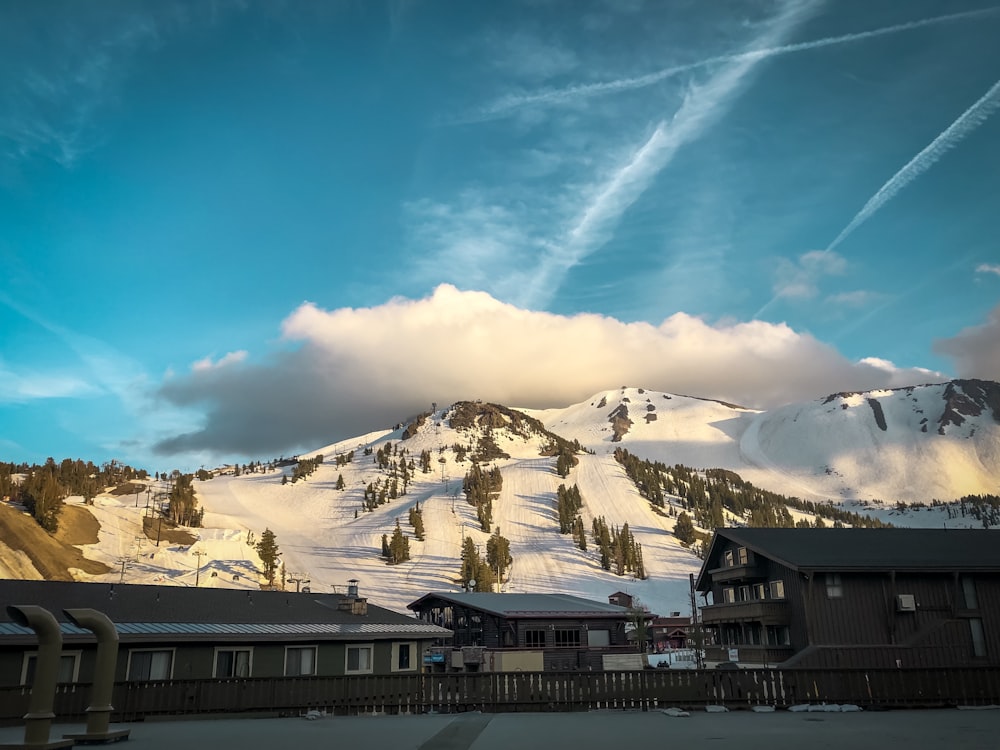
[
  {"x1": 408, "y1": 592, "x2": 631, "y2": 618},
  {"x1": 0, "y1": 621, "x2": 449, "y2": 639},
  {"x1": 695, "y1": 527, "x2": 1000, "y2": 590},
  {"x1": 0, "y1": 580, "x2": 452, "y2": 643}
]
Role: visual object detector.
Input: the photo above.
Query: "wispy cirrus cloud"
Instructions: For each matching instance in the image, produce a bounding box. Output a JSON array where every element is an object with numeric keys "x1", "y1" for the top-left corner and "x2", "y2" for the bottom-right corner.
[
  {"x1": 463, "y1": 6, "x2": 998, "y2": 123},
  {"x1": 976, "y1": 263, "x2": 1000, "y2": 277},
  {"x1": 769, "y1": 250, "x2": 847, "y2": 302},
  {"x1": 0, "y1": 1, "x2": 245, "y2": 168},
  {"x1": 415, "y1": 0, "x2": 819, "y2": 310},
  {"x1": 826, "y1": 76, "x2": 1000, "y2": 252}
]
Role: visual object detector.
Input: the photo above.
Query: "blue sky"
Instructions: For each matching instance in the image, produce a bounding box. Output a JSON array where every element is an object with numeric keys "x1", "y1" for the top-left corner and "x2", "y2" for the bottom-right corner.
[{"x1": 2, "y1": 0, "x2": 999, "y2": 472}]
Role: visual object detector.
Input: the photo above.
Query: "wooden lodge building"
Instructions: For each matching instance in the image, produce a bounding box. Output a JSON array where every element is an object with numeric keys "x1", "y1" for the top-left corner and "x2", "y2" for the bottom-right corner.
[
  {"x1": 0, "y1": 579, "x2": 451, "y2": 686},
  {"x1": 695, "y1": 527, "x2": 1000, "y2": 669},
  {"x1": 407, "y1": 592, "x2": 646, "y2": 671}
]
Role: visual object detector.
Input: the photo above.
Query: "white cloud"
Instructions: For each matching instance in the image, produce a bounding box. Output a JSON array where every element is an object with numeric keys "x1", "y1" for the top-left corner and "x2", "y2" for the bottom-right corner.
[
  {"x1": 934, "y1": 303, "x2": 1000, "y2": 381},
  {"x1": 154, "y1": 285, "x2": 944, "y2": 457},
  {"x1": 976, "y1": 263, "x2": 1000, "y2": 277},
  {"x1": 192, "y1": 351, "x2": 248, "y2": 372}
]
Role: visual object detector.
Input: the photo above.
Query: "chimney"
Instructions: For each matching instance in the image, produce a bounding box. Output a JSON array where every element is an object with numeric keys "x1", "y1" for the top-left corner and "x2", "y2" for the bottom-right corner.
[{"x1": 338, "y1": 579, "x2": 367, "y2": 615}]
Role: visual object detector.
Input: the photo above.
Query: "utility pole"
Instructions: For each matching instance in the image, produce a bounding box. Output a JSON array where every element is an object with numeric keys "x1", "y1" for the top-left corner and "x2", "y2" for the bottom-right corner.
[
  {"x1": 194, "y1": 549, "x2": 207, "y2": 587},
  {"x1": 117, "y1": 557, "x2": 129, "y2": 584},
  {"x1": 156, "y1": 514, "x2": 164, "y2": 546},
  {"x1": 689, "y1": 573, "x2": 704, "y2": 670}
]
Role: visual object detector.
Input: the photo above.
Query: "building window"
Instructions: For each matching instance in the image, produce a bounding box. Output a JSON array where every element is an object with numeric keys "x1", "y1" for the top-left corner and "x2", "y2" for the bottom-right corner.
[
  {"x1": 345, "y1": 644, "x2": 373, "y2": 674},
  {"x1": 127, "y1": 649, "x2": 174, "y2": 681},
  {"x1": 21, "y1": 652, "x2": 81, "y2": 686},
  {"x1": 214, "y1": 648, "x2": 252, "y2": 678},
  {"x1": 962, "y1": 577, "x2": 979, "y2": 609},
  {"x1": 825, "y1": 573, "x2": 843, "y2": 599},
  {"x1": 737, "y1": 547, "x2": 749, "y2": 565},
  {"x1": 524, "y1": 629, "x2": 546, "y2": 648},
  {"x1": 766, "y1": 625, "x2": 790, "y2": 646},
  {"x1": 970, "y1": 619, "x2": 986, "y2": 658},
  {"x1": 285, "y1": 646, "x2": 318, "y2": 676},
  {"x1": 722, "y1": 587, "x2": 736, "y2": 603},
  {"x1": 769, "y1": 580, "x2": 785, "y2": 599},
  {"x1": 391, "y1": 642, "x2": 416, "y2": 672},
  {"x1": 753, "y1": 583, "x2": 767, "y2": 600},
  {"x1": 738, "y1": 585, "x2": 751, "y2": 602},
  {"x1": 723, "y1": 550, "x2": 734, "y2": 567},
  {"x1": 554, "y1": 629, "x2": 581, "y2": 648}
]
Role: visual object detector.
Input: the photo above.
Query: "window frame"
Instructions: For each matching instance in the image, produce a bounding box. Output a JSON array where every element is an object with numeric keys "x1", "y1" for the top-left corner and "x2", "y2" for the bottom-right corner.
[
  {"x1": 21, "y1": 650, "x2": 82, "y2": 686},
  {"x1": 553, "y1": 629, "x2": 581, "y2": 648},
  {"x1": 737, "y1": 547, "x2": 749, "y2": 565},
  {"x1": 284, "y1": 645, "x2": 319, "y2": 677},
  {"x1": 126, "y1": 648, "x2": 175, "y2": 682},
  {"x1": 769, "y1": 580, "x2": 785, "y2": 599},
  {"x1": 212, "y1": 646, "x2": 254, "y2": 678},
  {"x1": 344, "y1": 643, "x2": 374, "y2": 675},
  {"x1": 524, "y1": 629, "x2": 546, "y2": 648},
  {"x1": 390, "y1": 641, "x2": 417, "y2": 673},
  {"x1": 825, "y1": 573, "x2": 843, "y2": 599},
  {"x1": 722, "y1": 587, "x2": 736, "y2": 603},
  {"x1": 723, "y1": 550, "x2": 734, "y2": 567}
]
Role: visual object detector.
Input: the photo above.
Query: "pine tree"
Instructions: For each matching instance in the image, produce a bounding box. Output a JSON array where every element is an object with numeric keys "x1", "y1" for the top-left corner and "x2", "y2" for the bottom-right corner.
[
  {"x1": 336, "y1": 474, "x2": 346, "y2": 490},
  {"x1": 255, "y1": 528, "x2": 280, "y2": 587},
  {"x1": 673, "y1": 512, "x2": 696, "y2": 545}
]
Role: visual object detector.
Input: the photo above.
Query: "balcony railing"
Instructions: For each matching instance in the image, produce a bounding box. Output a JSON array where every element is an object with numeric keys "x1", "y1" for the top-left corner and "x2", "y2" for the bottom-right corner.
[
  {"x1": 705, "y1": 644, "x2": 795, "y2": 665},
  {"x1": 700, "y1": 599, "x2": 790, "y2": 626},
  {"x1": 708, "y1": 563, "x2": 765, "y2": 582}
]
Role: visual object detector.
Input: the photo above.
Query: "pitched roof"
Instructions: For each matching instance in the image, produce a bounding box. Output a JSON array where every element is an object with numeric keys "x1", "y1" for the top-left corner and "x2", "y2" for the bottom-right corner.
[
  {"x1": 408, "y1": 592, "x2": 632, "y2": 618},
  {"x1": 696, "y1": 528, "x2": 1000, "y2": 589},
  {"x1": 0, "y1": 580, "x2": 451, "y2": 644}
]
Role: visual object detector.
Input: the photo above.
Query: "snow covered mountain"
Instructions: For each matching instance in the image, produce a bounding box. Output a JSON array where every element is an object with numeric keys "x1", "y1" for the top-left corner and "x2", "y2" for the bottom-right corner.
[
  {"x1": 530, "y1": 379, "x2": 1000, "y2": 504},
  {"x1": 5, "y1": 380, "x2": 998, "y2": 620}
]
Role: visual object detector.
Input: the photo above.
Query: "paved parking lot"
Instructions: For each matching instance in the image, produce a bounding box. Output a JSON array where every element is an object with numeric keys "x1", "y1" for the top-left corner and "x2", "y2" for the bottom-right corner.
[{"x1": 1, "y1": 708, "x2": 998, "y2": 750}]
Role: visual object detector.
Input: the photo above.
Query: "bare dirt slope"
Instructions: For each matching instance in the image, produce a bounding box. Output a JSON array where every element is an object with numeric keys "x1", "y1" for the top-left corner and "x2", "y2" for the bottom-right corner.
[{"x1": 0, "y1": 503, "x2": 110, "y2": 579}]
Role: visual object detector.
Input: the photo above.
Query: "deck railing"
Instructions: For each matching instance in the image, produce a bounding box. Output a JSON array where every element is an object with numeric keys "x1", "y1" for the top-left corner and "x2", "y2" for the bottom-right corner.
[{"x1": 2, "y1": 667, "x2": 999, "y2": 724}]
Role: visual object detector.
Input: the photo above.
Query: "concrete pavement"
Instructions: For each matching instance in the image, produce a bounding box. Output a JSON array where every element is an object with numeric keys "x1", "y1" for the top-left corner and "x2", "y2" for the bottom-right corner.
[{"x1": 1, "y1": 708, "x2": 998, "y2": 750}]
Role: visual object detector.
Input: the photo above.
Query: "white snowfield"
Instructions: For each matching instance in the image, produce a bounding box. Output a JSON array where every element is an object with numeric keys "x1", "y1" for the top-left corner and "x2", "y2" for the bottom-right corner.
[{"x1": 52, "y1": 382, "x2": 1000, "y2": 618}]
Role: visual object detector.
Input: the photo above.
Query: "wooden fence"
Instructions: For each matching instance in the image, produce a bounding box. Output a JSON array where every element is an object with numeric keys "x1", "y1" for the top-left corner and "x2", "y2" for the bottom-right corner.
[{"x1": 2, "y1": 667, "x2": 999, "y2": 724}]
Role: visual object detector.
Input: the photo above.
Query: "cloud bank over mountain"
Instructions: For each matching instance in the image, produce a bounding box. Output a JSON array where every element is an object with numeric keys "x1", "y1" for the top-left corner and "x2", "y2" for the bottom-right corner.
[{"x1": 154, "y1": 285, "x2": 944, "y2": 459}]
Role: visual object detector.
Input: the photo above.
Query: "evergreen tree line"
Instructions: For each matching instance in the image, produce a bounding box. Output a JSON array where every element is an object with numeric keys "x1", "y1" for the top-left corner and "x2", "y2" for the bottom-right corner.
[
  {"x1": 167, "y1": 474, "x2": 204, "y2": 527},
  {"x1": 591, "y1": 516, "x2": 646, "y2": 579},
  {"x1": 408, "y1": 502, "x2": 426, "y2": 540},
  {"x1": 334, "y1": 451, "x2": 354, "y2": 467},
  {"x1": 555, "y1": 446, "x2": 577, "y2": 478},
  {"x1": 458, "y1": 528, "x2": 512, "y2": 591},
  {"x1": 288, "y1": 455, "x2": 324, "y2": 483},
  {"x1": 463, "y1": 463, "x2": 503, "y2": 532},
  {"x1": 613, "y1": 449, "x2": 891, "y2": 530},
  {"x1": 556, "y1": 483, "x2": 583, "y2": 534},
  {"x1": 1, "y1": 458, "x2": 147, "y2": 532},
  {"x1": 947, "y1": 494, "x2": 1000, "y2": 528}
]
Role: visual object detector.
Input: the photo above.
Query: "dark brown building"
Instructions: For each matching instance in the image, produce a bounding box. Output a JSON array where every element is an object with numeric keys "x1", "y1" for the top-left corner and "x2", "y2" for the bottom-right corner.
[
  {"x1": 650, "y1": 614, "x2": 691, "y2": 652},
  {"x1": 695, "y1": 527, "x2": 1000, "y2": 668},
  {"x1": 407, "y1": 592, "x2": 642, "y2": 671}
]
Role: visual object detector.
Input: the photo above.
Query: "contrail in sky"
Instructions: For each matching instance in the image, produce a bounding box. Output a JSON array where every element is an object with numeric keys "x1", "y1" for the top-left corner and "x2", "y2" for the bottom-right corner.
[
  {"x1": 468, "y1": 7, "x2": 999, "y2": 122},
  {"x1": 826, "y1": 77, "x2": 1000, "y2": 252},
  {"x1": 754, "y1": 76, "x2": 1000, "y2": 320}
]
